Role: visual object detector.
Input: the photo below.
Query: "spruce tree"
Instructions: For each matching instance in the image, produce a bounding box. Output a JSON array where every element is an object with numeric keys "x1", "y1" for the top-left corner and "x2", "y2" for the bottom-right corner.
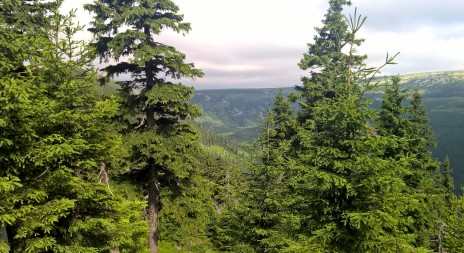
[
  {"x1": 404, "y1": 90, "x2": 444, "y2": 248},
  {"x1": 296, "y1": 0, "x2": 366, "y2": 122},
  {"x1": 442, "y1": 156, "x2": 454, "y2": 201},
  {"x1": 1, "y1": 2, "x2": 148, "y2": 251},
  {"x1": 439, "y1": 156, "x2": 456, "y2": 253},
  {"x1": 288, "y1": 3, "x2": 431, "y2": 251},
  {"x1": 214, "y1": 106, "x2": 299, "y2": 253},
  {"x1": 85, "y1": 1, "x2": 203, "y2": 252},
  {"x1": 407, "y1": 90, "x2": 436, "y2": 159},
  {"x1": 272, "y1": 89, "x2": 298, "y2": 142},
  {"x1": 443, "y1": 187, "x2": 464, "y2": 252},
  {"x1": 377, "y1": 76, "x2": 408, "y2": 138},
  {"x1": 376, "y1": 79, "x2": 444, "y2": 249}
]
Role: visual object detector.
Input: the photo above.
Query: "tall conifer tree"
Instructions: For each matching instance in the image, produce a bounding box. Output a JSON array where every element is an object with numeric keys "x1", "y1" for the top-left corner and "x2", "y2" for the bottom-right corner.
[
  {"x1": 296, "y1": 0, "x2": 366, "y2": 122},
  {"x1": 289, "y1": 2, "x2": 431, "y2": 251},
  {"x1": 377, "y1": 76, "x2": 408, "y2": 138},
  {"x1": 0, "y1": 1, "x2": 147, "y2": 251},
  {"x1": 214, "y1": 104, "x2": 299, "y2": 253},
  {"x1": 377, "y1": 80, "x2": 444, "y2": 249},
  {"x1": 85, "y1": 1, "x2": 203, "y2": 252}
]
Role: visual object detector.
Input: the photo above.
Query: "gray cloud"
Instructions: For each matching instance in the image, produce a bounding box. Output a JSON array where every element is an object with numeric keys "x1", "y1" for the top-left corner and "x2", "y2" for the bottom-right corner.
[
  {"x1": 384, "y1": 52, "x2": 464, "y2": 76},
  {"x1": 351, "y1": 0, "x2": 464, "y2": 31},
  {"x1": 169, "y1": 40, "x2": 307, "y2": 89}
]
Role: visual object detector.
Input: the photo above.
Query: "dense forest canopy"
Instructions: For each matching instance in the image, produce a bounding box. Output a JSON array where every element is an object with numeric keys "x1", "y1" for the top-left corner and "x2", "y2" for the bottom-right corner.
[{"x1": 1, "y1": 0, "x2": 464, "y2": 252}]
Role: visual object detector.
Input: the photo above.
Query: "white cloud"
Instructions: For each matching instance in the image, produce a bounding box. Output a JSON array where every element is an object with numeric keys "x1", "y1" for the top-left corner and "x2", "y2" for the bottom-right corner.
[{"x1": 62, "y1": 0, "x2": 464, "y2": 89}]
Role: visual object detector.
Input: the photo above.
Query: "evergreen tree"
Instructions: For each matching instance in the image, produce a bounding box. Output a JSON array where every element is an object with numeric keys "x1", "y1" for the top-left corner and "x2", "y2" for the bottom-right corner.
[
  {"x1": 442, "y1": 156, "x2": 454, "y2": 202},
  {"x1": 295, "y1": 0, "x2": 366, "y2": 122},
  {"x1": 443, "y1": 188, "x2": 464, "y2": 252},
  {"x1": 1, "y1": 2, "x2": 147, "y2": 251},
  {"x1": 286, "y1": 3, "x2": 433, "y2": 251},
  {"x1": 377, "y1": 76, "x2": 408, "y2": 138},
  {"x1": 376, "y1": 82, "x2": 442, "y2": 249},
  {"x1": 272, "y1": 89, "x2": 298, "y2": 142},
  {"x1": 439, "y1": 156, "x2": 456, "y2": 253},
  {"x1": 407, "y1": 90, "x2": 436, "y2": 158},
  {"x1": 214, "y1": 108, "x2": 299, "y2": 253},
  {"x1": 199, "y1": 144, "x2": 246, "y2": 214},
  {"x1": 85, "y1": 0, "x2": 204, "y2": 252},
  {"x1": 0, "y1": 2, "x2": 53, "y2": 250},
  {"x1": 404, "y1": 90, "x2": 443, "y2": 249},
  {"x1": 294, "y1": 96, "x2": 427, "y2": 252}
]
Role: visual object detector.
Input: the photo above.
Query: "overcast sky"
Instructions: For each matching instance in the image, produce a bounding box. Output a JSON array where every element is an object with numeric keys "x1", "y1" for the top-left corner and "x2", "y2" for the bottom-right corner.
[{"x1": 63, "y1": 0, "x2": 464, "y2": 89}]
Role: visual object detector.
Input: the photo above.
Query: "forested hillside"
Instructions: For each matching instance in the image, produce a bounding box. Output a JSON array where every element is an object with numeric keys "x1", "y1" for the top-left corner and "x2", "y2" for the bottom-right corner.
[
  {"x1": 2, "y1": 0, "x2": 464, "y2": 252},
  {"x1": 193, "y1": 71, "x2": 464, "y2": 188}
]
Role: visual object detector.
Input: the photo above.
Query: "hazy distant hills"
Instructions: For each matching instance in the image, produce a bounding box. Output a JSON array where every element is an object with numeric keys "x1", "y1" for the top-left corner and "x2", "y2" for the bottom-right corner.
[{"x1": 192, "y1": 70, "x2": 464, "y2": 189}]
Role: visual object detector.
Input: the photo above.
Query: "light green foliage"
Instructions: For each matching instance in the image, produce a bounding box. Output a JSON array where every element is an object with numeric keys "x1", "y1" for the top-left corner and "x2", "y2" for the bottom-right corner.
[
  {"x1": 282, "y1": 1, "x2": 440, "y2": 251},
  {"x1": 443, "y1": 190, "x2": 464, "y2": 252},
  {"x1": 378, "y1": 84, "x2": 443, "y2": 249},
  {"x1": 107, "y1": 183, "x2": 150, "y2": 253},
  {"x1": 199, "y1": 144, "x2": 246, "y2": 211},
  {"x1": 294, "y1": 97, "x2": 431, "y2": 252},
  {"x1": 0, "y1": 1, "x2": 147, "y2": 251}
]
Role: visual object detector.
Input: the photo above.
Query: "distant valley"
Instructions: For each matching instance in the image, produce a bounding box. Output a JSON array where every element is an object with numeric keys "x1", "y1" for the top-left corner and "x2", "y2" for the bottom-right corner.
[{"x1": 192, "y1": 70, "x2": 464, "y2": 189}]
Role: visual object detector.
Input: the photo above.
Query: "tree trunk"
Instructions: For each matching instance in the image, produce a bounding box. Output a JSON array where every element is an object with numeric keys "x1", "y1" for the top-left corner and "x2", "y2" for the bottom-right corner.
[
  {"x1": 148, "y1": 165, "x2": 160, "y2": 253},
  {"x1": 0, "y1": 225, "x2": 8, "y2": 244}
]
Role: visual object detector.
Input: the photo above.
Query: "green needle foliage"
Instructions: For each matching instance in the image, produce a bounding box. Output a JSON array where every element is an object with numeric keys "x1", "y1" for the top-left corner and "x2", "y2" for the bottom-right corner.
[
  {"x1": 85, "y1": 0, "x2": 204, "y2": 252},
  {"x1": 295, "y1": 0, "x2": 366, "y2": 122},
  {"x1": 377, "y1": 76, "x2": 408, "y2": 139},
  {"x1": 214, "y1": 104, "x2": 299, "y2": 253},
  {"x1": 1, "y1": 1, "x2": 147, "y2": 252},
  {"x1": 442, "y1": 156, "x2": 454, "y2": 202},
  {"x1": 379, "y1": 81, "x2": 446, "y2": 249},
  {"x1": 1, "y1": 0, "x2": 460, "y2": 252},
  {"x1": 285, "y1": 1, "x2": 443, "y2": 251}
]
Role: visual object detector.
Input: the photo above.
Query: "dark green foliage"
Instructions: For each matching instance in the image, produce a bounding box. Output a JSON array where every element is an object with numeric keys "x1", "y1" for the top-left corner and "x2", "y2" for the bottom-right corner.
[
  {"x1": 293, "y1": 96, "x2": 427, "y2": 252},
  {"x1": 295, "y1": 0, "x2": 367, "y2": 122},
  {"x1": 85, "y1": 0, "x2": 205, "y2": 251},
  {"x1": 272, "y1": 89, "x2": 298, "y2": 142},
  {"x1": 404, "y1": 91, "x2": 442, "y2": 249},
  {"x1": 442, "y1": 156, "x2": 454, "y2": 200},
  {"x1": 407, "y1": 91, "x2": 436, "y2": 153},
  {"x1": 214, "y1": 109, "x2": 299, "y2": 253},
  {"x1": 159, "y1": 173, "x2": 215, "y2": 252},
  {"x1": 439, "y1": 156, "x2": 457, "y2": 252},
  {"x1": 378, "y1": 76, "x2": 408, "y2": 138},
  {"x1": 197, "y1": 127, "x2": 249, "y2": 252}
]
